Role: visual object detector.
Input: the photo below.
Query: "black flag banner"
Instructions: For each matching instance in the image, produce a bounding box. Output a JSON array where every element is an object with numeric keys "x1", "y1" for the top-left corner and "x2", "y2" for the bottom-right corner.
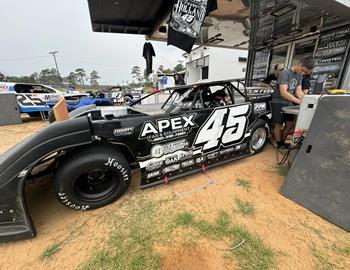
[{"x1": 168, "y1": 0, "x2": 217, "y2": 53}]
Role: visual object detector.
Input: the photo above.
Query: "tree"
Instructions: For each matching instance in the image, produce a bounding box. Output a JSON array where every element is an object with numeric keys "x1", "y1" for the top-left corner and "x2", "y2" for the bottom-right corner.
[
  {"x1": 0, "y1": 72, "x2": 5, "y2": 81},
  {"x1": 131, "y1": 66, "x2": 142, "y2": 84},
  {"x1": 174, "y1": 63, "x2": 185, "y2": 73},
  {"x1": 90, "y1": 70, "x2": 100, "y2": 86},
  {"x1": 38, "y1": 68, "x2": 62, "y2": 85},
  {"x1": 65, "y1": 72, "x2": 78, "y2": 85},
  {"x1": 75, "y1": 68, "x2": 86, "y2": 85}
]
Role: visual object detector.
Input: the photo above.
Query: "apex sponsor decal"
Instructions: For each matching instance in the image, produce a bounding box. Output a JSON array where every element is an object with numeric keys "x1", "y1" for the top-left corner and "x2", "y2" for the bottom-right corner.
[{"x1": 139, "y1": 114, "x2": 197, "y2": 143}]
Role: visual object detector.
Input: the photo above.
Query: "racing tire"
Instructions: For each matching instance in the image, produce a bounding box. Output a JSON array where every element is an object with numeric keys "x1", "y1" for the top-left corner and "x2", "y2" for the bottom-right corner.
[
  {"x1": 28, "y1": 112, "x2": 42, "y2": 117},
  {"x1": 123, "y1": 95, "x2": 133, "y2": 105},
  {"x1": 249, "y1": 119, "x2": 268, "y2": 154},
  {"x1": 54, "y1": 145, "x2": 131, "y2": 211}
]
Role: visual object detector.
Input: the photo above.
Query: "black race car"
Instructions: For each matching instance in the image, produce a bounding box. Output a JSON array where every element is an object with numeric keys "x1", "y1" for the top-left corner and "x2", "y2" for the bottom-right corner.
[{"x1": 0, "y1": 80, "x2": 272, "y2": 242}]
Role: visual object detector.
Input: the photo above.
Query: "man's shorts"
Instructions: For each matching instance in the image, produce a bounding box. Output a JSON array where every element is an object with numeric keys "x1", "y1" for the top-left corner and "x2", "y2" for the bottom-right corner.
[{"x1": 271, "y1": 102, "x2": 294, "y2": 124}]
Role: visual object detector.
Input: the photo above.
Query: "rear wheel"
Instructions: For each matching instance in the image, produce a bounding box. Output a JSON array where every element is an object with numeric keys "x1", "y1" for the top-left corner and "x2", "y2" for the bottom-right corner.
[
  {"x1": 123, "y1": 95, "x2": 133, "y2": 105},
  {"x1": 54, "y1": 145, "x2": 131, "y2": 210},
  {"x1": 249, "y1": 119, "x2": 268, "y2": 154}
]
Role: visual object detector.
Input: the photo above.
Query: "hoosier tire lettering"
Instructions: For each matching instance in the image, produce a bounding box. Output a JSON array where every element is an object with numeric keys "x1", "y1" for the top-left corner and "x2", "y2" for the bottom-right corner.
[
  {"x1": 54, "y1": 146, "x2": 131, "y2": 210},
  {"x1": 57, "y1": 193, "x2": 90, "y2": 211},
  {"x1": 105, "y1": 157, "x2": 130, "y2": 182}
]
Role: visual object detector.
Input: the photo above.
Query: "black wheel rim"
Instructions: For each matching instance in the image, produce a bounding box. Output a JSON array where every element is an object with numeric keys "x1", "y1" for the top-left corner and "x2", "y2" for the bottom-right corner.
[{"x1": 73, "y1": 168, "x2": 119, "y2": 201}]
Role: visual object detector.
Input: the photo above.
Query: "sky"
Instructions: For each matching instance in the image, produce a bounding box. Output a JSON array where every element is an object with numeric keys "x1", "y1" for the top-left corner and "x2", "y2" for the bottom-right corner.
[{"x1": 0, "y1": 0, "x2": 185, "y2": 85}]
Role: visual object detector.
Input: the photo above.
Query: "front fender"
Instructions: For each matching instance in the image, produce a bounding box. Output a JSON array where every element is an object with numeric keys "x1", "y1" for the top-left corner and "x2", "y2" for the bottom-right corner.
[{"x1": 0, "y1": 117, "x2": 93, "y2": 242}]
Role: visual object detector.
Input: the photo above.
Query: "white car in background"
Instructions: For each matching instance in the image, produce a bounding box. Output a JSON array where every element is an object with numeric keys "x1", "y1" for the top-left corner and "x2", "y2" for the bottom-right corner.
[{"x1": 0, "y1": 82, "x2": 64, "y2": 102}]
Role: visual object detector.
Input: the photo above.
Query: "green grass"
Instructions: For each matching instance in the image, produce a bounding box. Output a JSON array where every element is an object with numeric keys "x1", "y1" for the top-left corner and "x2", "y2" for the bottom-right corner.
[
  {"x1": 331, "y1": 241, "x2": 350, "y2": 256},
  {"x1": 234, "y1": 197, "x2": 256, "y2": 216},
  {"x1": 174, "y1": 211, "x2": 275, "y2": 270},
  {"x1": 81, "y1": 197, "x2": 166, "y2": 270},
  {"x1": 39, "y1": 243, "x2": 61, "y2": 261},
  {"x1": 312, "y1": 249, "x2": 335, "y2": 270},
  {"x1": 157, "y1": 194, "x2": 177, "y2": 206},
  {"x1": 81, "y1": 195, "x2": 274, "y2": 270},
  {"x1": 175, "y1": 211, "x2": 195, "y2": 227},
  {"x1": 235, "y1": 178, "x2": 252, "y2": 191}
]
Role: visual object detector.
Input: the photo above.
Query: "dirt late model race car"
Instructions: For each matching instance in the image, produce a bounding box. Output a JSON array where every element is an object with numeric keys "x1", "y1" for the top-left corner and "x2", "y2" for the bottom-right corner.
[{"x1": 0, "y1": 79, "x2": 272, "y2": 242}]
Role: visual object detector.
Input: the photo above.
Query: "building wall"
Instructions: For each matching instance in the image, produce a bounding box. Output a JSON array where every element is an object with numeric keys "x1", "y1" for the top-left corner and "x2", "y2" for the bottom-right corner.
[{"x1": 185, "y1": 47, "x2": 248, "y2": 84}]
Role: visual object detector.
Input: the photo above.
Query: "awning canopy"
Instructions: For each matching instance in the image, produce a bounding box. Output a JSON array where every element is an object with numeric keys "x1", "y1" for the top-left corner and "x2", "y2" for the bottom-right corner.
[
  {"x1": 88, "y1": 0, "x2": 251, "y2": 49},
  {"x1": 88, "y1": 0, "x2": 174, "y2": 35},
  {"x1": 88, "y1": 0, "x2": 350, "y2": 49}
]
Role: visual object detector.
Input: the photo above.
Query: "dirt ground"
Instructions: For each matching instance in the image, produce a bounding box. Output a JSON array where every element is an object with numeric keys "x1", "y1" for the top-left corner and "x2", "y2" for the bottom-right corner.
[{"x1": 0, "y1": 118, "x2": 349, "y2": 270}]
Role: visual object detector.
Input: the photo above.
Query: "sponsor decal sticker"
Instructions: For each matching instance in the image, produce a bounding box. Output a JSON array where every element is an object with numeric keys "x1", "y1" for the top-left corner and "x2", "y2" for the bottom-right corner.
[
  {"x1": 219, "y1": 147, "x2": 235, "y2": 155},
  {"x1": 145, "y1": 160, "x2": 164, "y2": 172},
  {"x1": 139, "y1": 114, "x2": 197, "y2": 143},
  {"x1": 181, "y1": 159, "x2": 195, "y2": 168},
  {"x1": 165, "y1": 154, "x2": 180, "y2": 165},
  {"x1": 162, "y1": 164, "x2": 181, "y2": 174},
  {"x1": 207, "y1": 152, "x2": 219, "y2": 160},
  {"x1": 196, "y1": 156, "x2": 206, "y2": 164},
  {"x1": 254, "y1": 102, "x2": 266, "y2": 111},
  {"x1": 146, "y1": 171, "x2": 161, "y2": 179},
  {"x1": 113, "y1": 127, "x2": 134, "y2": 136},
  {"x1": 151, "y1": 139, "x2": 188, "y2": 158}
]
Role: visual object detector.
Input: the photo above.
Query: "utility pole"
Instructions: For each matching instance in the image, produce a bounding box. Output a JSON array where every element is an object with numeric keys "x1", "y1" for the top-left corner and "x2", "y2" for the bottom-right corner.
[{"x1": 49, "y1": 51, "x2": 60, "y2": 77}]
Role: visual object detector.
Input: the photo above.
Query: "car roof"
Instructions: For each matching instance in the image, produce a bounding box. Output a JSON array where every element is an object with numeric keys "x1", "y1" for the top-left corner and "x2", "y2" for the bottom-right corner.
[{"x1": 0, "y1": 82, "x2": 51, "y2": 87}]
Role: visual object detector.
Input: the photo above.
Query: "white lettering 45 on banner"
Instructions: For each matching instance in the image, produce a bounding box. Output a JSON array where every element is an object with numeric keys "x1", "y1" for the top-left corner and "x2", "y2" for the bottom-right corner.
[{"x1": 193, "y1": 104, "x2": 250, "y2": 151}]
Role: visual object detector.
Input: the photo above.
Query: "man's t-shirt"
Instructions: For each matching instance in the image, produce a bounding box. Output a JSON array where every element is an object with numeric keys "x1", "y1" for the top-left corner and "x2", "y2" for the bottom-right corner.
[{"x1": 272, "y1": 69, "x2": 302, "y2": 105}]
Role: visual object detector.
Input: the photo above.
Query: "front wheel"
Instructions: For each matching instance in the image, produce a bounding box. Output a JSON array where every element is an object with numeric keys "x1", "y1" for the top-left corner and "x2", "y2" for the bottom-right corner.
[
  {"x1": 54, "y1": 145, "x2": 131, "y2": 210},
  {"x1": 249, "y1": 119, "x2": 268, "y2": 154}
]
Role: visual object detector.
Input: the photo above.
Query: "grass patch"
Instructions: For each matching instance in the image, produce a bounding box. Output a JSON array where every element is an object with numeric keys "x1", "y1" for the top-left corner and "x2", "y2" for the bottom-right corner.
[
  {"x1": 312, "y1": 249, "x2": 335, "y2": 270},
  {"x1": 234, "y1": 197, "x2": 256, "y2": 217},
  {"x1": 39, "y1": 242, "x2": 61, "y2": 261},
  {"x1": 175, "y1": 211, "x2": 194, "y2": 227},
  {"x1": 83, "y1": 232, "x2": 160, "y2": 270},
  {"x1": 235, "y1": 178, "x2": 252, "y2": 191},
  {"x1": 275, "y1": 164, "x2": 289, "y2": 177},
  {"x1": 81, "y1": 196, "x2": 170, "y2": 270},
  {"x1": 174, "y1": 211, "x2": 275, "y2": 270},
  {"x1": 332, "y1": 241, "x2": 350, "y2": 256},
  {"x1": 157, "y1": 194, "x2": 177, "y2": 206}
]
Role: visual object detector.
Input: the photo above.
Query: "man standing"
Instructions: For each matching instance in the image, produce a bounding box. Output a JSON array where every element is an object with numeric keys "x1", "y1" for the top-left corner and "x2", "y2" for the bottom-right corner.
[{"x1": 272, "y1": 57, "x2": 314, "y2": 148}]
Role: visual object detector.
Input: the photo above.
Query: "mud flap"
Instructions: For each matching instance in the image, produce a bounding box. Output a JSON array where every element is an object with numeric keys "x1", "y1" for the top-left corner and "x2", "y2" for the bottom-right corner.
[
  {"x1": 280, "y1": 95, "x2": 350, "y2": 232},
  {"x1": 0, "y1": 176, "x2": 36, "y2": 242}
]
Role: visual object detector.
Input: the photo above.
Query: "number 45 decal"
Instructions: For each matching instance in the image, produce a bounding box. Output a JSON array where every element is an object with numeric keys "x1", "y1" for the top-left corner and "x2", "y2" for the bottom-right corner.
[{"x1": 193, "y1": 104, "x2": 251, "y2": 151}]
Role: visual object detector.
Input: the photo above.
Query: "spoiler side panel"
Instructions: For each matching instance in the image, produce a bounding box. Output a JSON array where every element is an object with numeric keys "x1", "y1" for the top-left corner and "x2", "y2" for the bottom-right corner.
[{"x1": 0, "y1": 117, "x2": 93, "y2": 242}]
